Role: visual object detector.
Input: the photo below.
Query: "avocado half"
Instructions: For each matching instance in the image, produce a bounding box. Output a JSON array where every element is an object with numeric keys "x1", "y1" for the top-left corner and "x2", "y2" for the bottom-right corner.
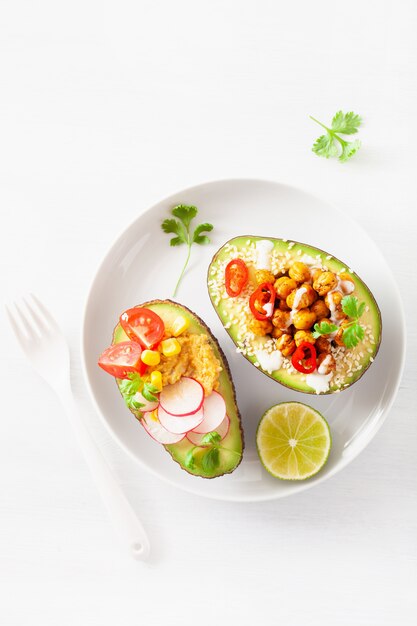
[
  {"x1": 112, "y1": 300, "x2": 244, "y2": 478},
  {"x1": 207, "y1": 236, "x2": 382, "y2": 395}
]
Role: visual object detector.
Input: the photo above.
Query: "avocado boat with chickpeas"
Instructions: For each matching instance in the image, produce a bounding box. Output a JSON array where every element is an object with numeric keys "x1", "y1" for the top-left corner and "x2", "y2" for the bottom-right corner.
[{"x1": 208, "y1": 236, "x2": 381, "y2": 395}]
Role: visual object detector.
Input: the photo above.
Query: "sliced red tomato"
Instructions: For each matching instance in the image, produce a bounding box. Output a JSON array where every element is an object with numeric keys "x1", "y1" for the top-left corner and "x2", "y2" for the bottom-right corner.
[
  {"x1": 225, "y1": 258, "x2": 249, "y2": 297},
  {"x1": 120, "y1": 307, "x2": 165, "y2": 349},
  {"x1": 98, "y1": 341, "x2": 147, "y2": 378}
]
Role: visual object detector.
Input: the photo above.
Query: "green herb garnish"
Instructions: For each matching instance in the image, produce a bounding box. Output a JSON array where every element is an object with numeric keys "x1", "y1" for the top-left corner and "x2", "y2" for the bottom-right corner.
[
  {"x1": 312, "y1": 320, "x2": 338, "y2": 338},
  {"x1": 310, "y1": 111, "x2": 362, "y2": 162},
  {"x1": 341, "y1": 295, "x2": 366, "y2": 348},
  {"x1": 118, "y1": 372, "x2": 159, "y2": 412},
  {"x1": 185, "y1": 430, "x2": 241, "y2": 475},
  {"x1": 162, "y1": 204, "x2": 213, "y2": 297}
]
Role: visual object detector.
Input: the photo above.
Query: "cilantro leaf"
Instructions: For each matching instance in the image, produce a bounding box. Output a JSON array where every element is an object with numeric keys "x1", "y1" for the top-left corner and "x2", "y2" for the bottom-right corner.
[
  {"x1": 119, "y1": 373, "x2": 145, "y2": 413},
  {"x1": 185, "y1": 448, "x2": 196, "y2": 470},
  {"x1": 201, "y1": 431, "x2": 222, "y2": 445},
  {"x1": 142, "y1": 382, "x2": 159, "y2": 403},
  {"x1": 312, "y1": 320, "x2": 338, "y2": 338},
  {"x1": 310, "y1": 111, "x2": 362, "y2": 162},
  {"x1": 342, "y1": 324, "x2": 365, "y2": 348},
  {"x1": 119, "y1": 372, "x2": 142, "y2": 396},
  {"x1": 339, "y1": 139, "x2": 361, "y2": 163},
  {"x1": 341, "y1": 295, "x2": 360, "y2": 318},
  {"x1": 312, "y1": 134, "x2": 338, "y2": 159},
  {"x1": 161, "y1": 204, "x2": 214, "y2": 297},
  {"x1": 201, "y1": 447, "x2": 220, "y2": 473},
  {"x1": 192, "y1": 222, "x2": 213, "y2": 245},
  {"x1": 172, "y1": 204, "x2": 198, "y2": 228},
  {"x1": 340, "y1": 295, "x2": 366, "y2": 348},
  {"x1": 331, "y1": 111, "x2": 362, "y2": 135}
]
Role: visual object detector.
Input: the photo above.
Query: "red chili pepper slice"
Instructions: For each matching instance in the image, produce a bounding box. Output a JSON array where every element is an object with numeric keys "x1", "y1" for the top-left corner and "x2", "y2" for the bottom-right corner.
[
  {"x1": 249, "y1": 282, "x2": 276, "y2": 320},
  {"x1": 291, "y1": 342, "x2": 317, "y2": 374},
  {"x1": 225, "y1": 258, "x2": 249, "y2": 297}
]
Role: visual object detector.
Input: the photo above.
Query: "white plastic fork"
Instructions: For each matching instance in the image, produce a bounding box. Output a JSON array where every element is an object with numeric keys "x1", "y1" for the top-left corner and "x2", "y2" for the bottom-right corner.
[{"x1": 6, "y1": 294, "x2": 150, "y2": 561}]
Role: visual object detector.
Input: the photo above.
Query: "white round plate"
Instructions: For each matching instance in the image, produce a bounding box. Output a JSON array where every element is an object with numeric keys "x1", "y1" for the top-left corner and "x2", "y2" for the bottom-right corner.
[{"x1": 82, "y1": 179, "x2": 405, "y2": 502}]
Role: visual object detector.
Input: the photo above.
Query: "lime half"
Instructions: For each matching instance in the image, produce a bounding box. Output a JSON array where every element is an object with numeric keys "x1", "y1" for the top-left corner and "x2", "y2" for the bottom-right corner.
[{"x1": 256, "y1": 402, "x2": 331, "y2": 480}]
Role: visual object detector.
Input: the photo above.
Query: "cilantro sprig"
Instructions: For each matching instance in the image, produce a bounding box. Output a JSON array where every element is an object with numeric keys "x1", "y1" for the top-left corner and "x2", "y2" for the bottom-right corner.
[
  {"x1": 310, "y1": 111, "x2": 362, "y2": 162},
  {"x1": 185, "y1": 431, "x2": 241, "y2": 475},
  {"x1": 118, "y1": 372, "x2": 159, "y2": 413},
  {"x1": 340, "y1": 295, "x2": 366, "y2": 348},
  {"x1": 312, "y1": 320, "x2": 338, "y2": 339},
  {"x1": 162, "y1": 204, "x2": 213, "y2": 297}
]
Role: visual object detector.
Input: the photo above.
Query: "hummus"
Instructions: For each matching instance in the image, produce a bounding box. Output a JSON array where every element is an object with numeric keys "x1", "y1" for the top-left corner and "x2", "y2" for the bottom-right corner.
[{"x1": 149, "y1": 333, "x2": 222, "y2": 395}]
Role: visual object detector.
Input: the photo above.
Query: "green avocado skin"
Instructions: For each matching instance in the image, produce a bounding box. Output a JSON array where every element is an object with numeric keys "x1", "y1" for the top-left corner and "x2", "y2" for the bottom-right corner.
[
  {"x1": 112, "y1": 300, "x2": 244, "y2": 479},
  {"x1": 208, "y1": 236, "x2": 382, "y2": 395}
]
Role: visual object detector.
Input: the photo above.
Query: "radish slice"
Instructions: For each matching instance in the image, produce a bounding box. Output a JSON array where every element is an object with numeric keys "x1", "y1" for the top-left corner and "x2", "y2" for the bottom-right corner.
[
  {"x1": 192, "y1": 391, "x2": 227, "y2": 433},
  {"x1": 187, "y1": 415, "x2": 230, "y2": 446},
  {"x1": 141, "y1": 411, "x2": 185, "y2": 444},
  {"x1": 159, "y1": 377, "x2": 204, "y2": 416},
  {"x1": 132, "y1": 391, "x2": 159, "y2": 413},
  {"x1": 158, "y1": 405, "x2": 204, "y2": 434}
]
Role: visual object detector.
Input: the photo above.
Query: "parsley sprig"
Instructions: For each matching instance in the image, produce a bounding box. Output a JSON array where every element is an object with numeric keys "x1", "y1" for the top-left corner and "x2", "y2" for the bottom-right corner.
[
  {"x1": 340, "y1": 295, "x2": 366, "y2": 348},
  {"x1": 310, "y1": 111, "x2": 362, "y2": 162},
  {"x1": 185, "y1": 431, "x2": 241, "y2": 474},
  {"x1": 162, "y1": 204, "x2": 213, "y2": 297},
  {"x1": 119, "y1": 372, "x2": 159, "y2": 413}
]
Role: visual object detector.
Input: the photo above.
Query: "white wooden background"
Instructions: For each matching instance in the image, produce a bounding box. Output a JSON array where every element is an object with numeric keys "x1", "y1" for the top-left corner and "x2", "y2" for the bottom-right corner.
[{"x1": 1, "y1": 1, "x2": 416, "y2": 624}]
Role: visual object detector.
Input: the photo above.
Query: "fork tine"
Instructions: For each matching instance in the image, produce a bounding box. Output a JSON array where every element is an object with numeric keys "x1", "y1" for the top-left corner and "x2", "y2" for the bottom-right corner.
[
  {"x1": 22, "y1": 296, "x2": 48, "y2": 335},
  {"x1": 29, "y1": 293, "x2": 60, "y2": 332},
  {"x1": 5, "y1": 304, "x2": 32, "y2": 352},
  {"x1": 14, "y1": 301, "x2": 39, "y2": 340}
]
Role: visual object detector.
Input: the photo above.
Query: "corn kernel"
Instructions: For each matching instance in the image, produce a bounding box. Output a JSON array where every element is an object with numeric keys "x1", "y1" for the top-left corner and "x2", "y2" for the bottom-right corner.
[
  {"x1": 149, "y1": 409, "x2": 159, "y2": 422},
  {"x1": 150, "y1": 371, "x2": 162, "y2": 392},
  {"x1": 141, "y1": 349, "x2": 161, "y2": 366},
  {"x1": 161, "y1": 338, "x2": 181, "y2": 357},
  {"x1": 171, "y1": 315, "x2": 190, "y2": 337}
]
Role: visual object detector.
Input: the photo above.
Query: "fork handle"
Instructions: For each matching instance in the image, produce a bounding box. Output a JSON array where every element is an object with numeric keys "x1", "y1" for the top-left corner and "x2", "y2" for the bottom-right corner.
[{"x1": 60, "y1": 387, "x2": 151, "y2": 561}]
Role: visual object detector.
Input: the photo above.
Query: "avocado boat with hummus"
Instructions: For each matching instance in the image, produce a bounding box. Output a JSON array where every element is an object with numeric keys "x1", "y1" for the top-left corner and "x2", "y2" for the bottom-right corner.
[
  {"x1": 98, "y1": 300, "x2": 243, "y2": 478},
  {"x1": 208, "y1": 236, "x2": 381, "y2": 395}
]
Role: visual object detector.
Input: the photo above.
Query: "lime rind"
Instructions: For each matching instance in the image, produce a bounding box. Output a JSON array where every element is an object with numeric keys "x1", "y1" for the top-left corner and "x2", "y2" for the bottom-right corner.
[{"x1": 256, "y1": 402, "x2": 332, "y2": 481}]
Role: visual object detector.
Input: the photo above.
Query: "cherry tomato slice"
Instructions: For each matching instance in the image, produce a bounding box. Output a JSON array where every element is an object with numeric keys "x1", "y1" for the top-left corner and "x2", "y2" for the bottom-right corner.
[
  {"x1": 120, "y1": 307, "x2": 165, "y2": 349},
  {"x1": 98, "y1": 341, "x2": 147, "y2": 378},
  {"x1": 225, "y1": 258, "x2": 249, "y2": 297},
  {"x1": 291, "y1": 342, "x2": 317, "y2": 374}
]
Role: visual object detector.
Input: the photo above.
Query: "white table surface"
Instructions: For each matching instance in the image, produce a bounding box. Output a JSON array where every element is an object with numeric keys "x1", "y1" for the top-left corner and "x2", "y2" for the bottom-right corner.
[{"x1": 1, "y1": 1, "x2": 416, "y2": 624}]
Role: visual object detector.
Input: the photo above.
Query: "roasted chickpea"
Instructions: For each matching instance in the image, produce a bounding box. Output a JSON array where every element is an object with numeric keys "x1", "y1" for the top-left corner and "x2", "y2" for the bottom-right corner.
[
  {"x1": 288, "y1": 262, "x2": 311, "y2": 283},
  {"x1": 311, "y1": 299, "x2": 330, "y2": 319},
  {"x1": 324, "y1": 291, "x2": 343, "y2": 308},
  {"x1": 271, "y1": 327, "x2": 284, "y2": 339},
  {"x1": 312, "y1": 268, "x2": 323, "y2": 282},
  {"x1": 325, "y1": 291, "x2": 347, "y2": 321},
  {"x1": 317, "y1": 353, "x2": 336, "y2": 374},
  {"x1": 292, "y1": 308, "x2": 317, "y2": 330},
  {"x1": 255, "y1": 269, "x2": 276, "y2": 285},
  {"x1": 294, "y1": 330, "x2": 315, "y2": 346},
  {"x1": 249, "y1": 318, "x2": 273, "y2": 336},
  {"x1": 313, "y1": 271, "x2": 338, "y2": 296},
  {"x1": 274, "y1": 276, "x2": 297, "y2": 299},
  {"x1": 276, "y1": 333, "x2": 296, "y2": 357},
  {"x1": 315, "y1": 336, "x2": 331, "y2": 354},
  {"x1": 272, "y1": 309, "x2": 291, "y2": 330},
  {"x1": 278, "y1": 299, "x2": 291, "y2": 312}
]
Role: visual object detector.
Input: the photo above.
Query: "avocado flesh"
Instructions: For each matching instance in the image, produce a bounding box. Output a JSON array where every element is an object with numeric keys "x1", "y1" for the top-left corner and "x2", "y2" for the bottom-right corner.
[
  {"x1": 112, "y1": 300, "x2": 243, "y2": 478},
  {"x1": 208, "y1": 236, "x2": 382, "y2": 394}
]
